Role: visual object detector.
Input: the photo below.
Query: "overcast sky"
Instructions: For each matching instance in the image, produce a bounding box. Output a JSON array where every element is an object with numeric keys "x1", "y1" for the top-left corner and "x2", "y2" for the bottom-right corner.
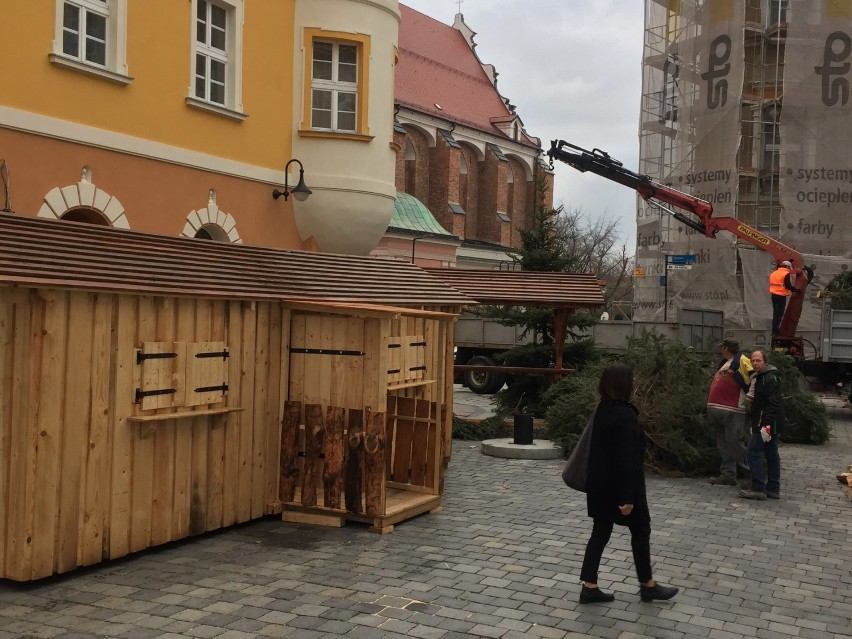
[{"x1": 399, "y1": 0, "x2": 645, "y2": 252}]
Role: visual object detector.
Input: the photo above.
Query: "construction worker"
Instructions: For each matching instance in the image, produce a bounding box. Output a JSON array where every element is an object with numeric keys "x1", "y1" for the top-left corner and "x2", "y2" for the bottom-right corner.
[{"x1": 769, "y1": 260, "x2": 797, "y2": 336}]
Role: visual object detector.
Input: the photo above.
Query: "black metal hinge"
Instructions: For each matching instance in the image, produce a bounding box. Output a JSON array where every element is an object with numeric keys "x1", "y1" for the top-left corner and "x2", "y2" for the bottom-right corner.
[
  {"x1": 135, "y1": 387, "x2": 176, "y2": 404},
  {"x1": 195, "y1": 383, "x2": 229, "y2": 393},
  {"x1": 195, "y1": 350, "x2": 229, "y2": 359},
  {"x1": 137, "y1": 351, "x2": 177, "y2": 365}
]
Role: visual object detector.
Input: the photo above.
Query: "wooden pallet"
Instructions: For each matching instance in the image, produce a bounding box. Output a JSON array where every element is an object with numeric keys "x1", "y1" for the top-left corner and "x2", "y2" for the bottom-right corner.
[{"x1": 282, "y1": 487, "x2": 441, "y2": 533}]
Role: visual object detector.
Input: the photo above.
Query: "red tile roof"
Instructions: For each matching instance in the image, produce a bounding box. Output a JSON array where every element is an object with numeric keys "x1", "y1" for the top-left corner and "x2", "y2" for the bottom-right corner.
[{"x1": 396, "y1": 6, "x2": 538, "y2": 147}]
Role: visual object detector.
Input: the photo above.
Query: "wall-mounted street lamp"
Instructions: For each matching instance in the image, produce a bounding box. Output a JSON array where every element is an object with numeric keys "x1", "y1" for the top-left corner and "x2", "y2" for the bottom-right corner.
[{"x1": 272, "y1": 158, "x2": 312, "y2": 202}]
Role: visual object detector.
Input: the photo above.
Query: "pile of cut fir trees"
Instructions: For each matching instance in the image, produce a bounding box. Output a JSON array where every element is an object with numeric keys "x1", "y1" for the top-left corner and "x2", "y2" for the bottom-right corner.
[
  {"x1": 452, "y1": 179, "x2": 831, "y2": 475},
  {"x1": 455, "y1": 331, "x2": 831, "y2": 475}
]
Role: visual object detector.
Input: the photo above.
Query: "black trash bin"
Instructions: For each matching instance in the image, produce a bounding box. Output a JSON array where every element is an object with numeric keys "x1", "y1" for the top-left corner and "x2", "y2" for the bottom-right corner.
[{"x1": 513, "y1": 413, "x2": 534, "y2": 445}]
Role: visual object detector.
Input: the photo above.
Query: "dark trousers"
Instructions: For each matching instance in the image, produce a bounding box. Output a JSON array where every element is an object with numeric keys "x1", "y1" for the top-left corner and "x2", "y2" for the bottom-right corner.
[
  {"x1": 771, "y1": 294, "x2": 787, "y2": 335},
  {"x1": 747, "y1": 432, "x2": 781, "y2": 493},
  {"x1": 580, "y1": 518, "x2": 653, "y2": 584}
]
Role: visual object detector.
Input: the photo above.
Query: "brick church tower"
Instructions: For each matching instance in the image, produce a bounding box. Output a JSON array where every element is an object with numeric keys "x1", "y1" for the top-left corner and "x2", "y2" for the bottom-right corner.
[{"x1": 373, "y1": 6, "x2": 554, "y2": 269}]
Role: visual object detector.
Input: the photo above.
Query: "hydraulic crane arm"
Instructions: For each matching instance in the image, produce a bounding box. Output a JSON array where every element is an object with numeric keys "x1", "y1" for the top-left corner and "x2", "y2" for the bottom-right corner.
[{"x1": 547, "y1": 140, "x2": 811, "y2": 341}]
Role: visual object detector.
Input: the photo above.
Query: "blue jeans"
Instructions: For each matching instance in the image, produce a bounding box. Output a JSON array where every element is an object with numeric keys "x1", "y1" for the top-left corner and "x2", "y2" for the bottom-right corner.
[{"x1": 747, "y1": 432, "x2": 781, "y2": 493}]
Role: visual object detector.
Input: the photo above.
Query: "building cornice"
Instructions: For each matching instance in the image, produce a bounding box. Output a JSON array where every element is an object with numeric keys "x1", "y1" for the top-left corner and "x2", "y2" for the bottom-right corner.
[{"x1": 0, "y1": 105, "x2": 285, "y2": 184}]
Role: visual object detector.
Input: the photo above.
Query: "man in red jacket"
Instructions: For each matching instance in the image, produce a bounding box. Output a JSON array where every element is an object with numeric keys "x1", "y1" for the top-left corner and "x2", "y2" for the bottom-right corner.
[{"x1": 707, "y1": 338, "x2": 752, "y2": 486}]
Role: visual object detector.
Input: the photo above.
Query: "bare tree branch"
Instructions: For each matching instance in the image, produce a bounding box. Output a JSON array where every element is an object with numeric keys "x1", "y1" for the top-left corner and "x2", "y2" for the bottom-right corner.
[{"x1": 554, "y1": 206, "x2": 634, "y2": 317}]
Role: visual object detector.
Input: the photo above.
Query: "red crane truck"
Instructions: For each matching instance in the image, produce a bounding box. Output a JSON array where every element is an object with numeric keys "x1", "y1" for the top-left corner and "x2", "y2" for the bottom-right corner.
[{"x1": 547, "y1": 139, "x2": 814, "y2": 357}]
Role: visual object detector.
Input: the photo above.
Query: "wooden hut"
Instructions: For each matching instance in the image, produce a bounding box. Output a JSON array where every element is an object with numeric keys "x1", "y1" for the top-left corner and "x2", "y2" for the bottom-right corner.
[
  {"x1": 426, "y1": 268, "x2": 606, "y2": 371},
  {"x1": 0, "y1": 214, "x2": 473, "y2": 581}
]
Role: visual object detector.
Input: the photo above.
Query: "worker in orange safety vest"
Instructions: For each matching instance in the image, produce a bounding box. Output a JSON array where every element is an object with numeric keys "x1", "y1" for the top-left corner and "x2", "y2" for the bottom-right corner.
[{"x1": 769, "y1": 261, "x2": 797, "y2": 336}]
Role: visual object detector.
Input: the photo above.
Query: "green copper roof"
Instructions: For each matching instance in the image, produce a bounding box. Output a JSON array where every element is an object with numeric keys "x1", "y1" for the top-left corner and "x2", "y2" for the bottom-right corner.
[{"x1": 390, "y1": 192, "x2": 455, "y2": 237}]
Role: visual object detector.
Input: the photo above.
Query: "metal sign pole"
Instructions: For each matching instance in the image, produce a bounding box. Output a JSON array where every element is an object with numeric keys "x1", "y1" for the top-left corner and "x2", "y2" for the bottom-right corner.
[{"x1": 664, "y1": 255, "x2": 670, "y2": 321}]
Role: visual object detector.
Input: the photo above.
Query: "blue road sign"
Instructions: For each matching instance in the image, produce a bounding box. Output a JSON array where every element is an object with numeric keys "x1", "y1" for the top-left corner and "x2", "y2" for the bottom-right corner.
[
  {"x1": 669, "y1": 254, "x2": 697, "y2": 264},
  {"x1": 659, "y1": 276, "x2": 667, "y2": 286}
]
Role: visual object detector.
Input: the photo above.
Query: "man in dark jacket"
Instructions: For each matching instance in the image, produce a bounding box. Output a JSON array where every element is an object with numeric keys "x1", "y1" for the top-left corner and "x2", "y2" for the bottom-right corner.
[{"x1": 739, "y1": 349, "x2": 782, "y2": 500}]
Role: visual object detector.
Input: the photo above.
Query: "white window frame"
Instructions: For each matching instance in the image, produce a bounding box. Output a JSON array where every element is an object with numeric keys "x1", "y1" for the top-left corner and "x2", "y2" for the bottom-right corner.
[
  {"x1": 751, "y1": 105, "x2": 781, "y2": 173},
  {"x1": 766, "y1": 0, "x2": 788, "y2": 26},
  {"x1": 310, "y1": 40, "x2": 359, "y2": 133},
  {"x1": 762, "y1": 121, "x2": 781, "y2": 172},
  {"x1": 187, "y1": 0, "x2": 245, "y2": 121},
  {"x1": 50, "y1": 0, "x2": 130, "y2": 85}
]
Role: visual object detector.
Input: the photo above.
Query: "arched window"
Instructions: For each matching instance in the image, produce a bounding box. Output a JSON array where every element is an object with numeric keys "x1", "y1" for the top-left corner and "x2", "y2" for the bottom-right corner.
[
  {"x1": 405, "y1": 139, "x2": 417, "y2": 196},
  {"x1": 180, "y1": 198, "x2": 242, "y2": 243},
  {"x1": 459, "y1": 153, "x2": 469, "y2": 211},
  {"x1": 194, "y1": 224, "x2": 230, "y2": 241},
  {"x1": 506, "y1": 164, "x2": 515, "y2": 217},
  {"x1": 39, "y1": 180, "x2": 130, "y2": 228},
  {"x1": 60, "y1": 207, "x2": 111, "y2": 225}
]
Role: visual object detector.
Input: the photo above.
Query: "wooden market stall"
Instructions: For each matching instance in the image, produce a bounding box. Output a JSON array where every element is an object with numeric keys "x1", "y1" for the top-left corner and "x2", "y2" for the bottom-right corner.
[
  {"x1": 425, "y1": 268, "x2": 606, "y2": 371},
  {"x1": 0, "y1": 214, "x2": 472, "y2": 581}
]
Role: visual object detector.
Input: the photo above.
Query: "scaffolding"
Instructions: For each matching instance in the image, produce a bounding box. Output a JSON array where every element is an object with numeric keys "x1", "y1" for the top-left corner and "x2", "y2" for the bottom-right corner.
[
  {"x1": 636, "y1": 0, "x2": 790, "y2": 328},
  {"x1": 637, "y1": 0, "x2": 852, "y2": 336},
  {"x1": 738, "y1": 0, "x2": 786, "y2": 236}
]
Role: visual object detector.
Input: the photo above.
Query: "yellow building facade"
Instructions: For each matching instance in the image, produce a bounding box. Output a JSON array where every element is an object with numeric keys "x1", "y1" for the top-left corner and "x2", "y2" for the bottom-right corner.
[{"x1": 0, "y1": 0, "x2": 399, "y2": 254}]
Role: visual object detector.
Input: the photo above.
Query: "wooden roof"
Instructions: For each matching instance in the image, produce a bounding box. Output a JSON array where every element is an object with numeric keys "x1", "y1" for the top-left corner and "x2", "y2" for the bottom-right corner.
[
  {"x1": 0, "y1": 214, "x2": 475, "y2": 307},
  {"x1": 425, "y1": 268, "x2": 605, "y2": 308}
]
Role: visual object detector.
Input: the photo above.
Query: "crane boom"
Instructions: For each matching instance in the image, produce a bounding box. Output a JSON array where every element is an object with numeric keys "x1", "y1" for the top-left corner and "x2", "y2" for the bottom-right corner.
[{"x1": 547, "y1": 140, "x2": 811, "y2": 347}]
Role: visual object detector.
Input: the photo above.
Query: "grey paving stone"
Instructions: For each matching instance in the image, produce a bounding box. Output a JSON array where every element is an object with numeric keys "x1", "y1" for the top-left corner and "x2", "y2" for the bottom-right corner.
[
  {"x1": 2, "y1": 407, "x2": 851, "y2": 639},
  {"x1": 314, "y1": 618, "x2": 356, "y2": 634},
  {"x1": 214, "y1": 631, "x2": 256, "y2": 639},
  {"x1": 183, "y1": 625, "x2": 226, "y2": 639},
  {"x1": 435, "y1": 617, "x2": 476, "y2": 633}
]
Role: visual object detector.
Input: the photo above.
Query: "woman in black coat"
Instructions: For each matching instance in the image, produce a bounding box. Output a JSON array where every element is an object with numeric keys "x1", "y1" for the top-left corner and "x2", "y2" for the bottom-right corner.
[{"x1": 579, "y1": 363, "x2": 679, "y2": 604}]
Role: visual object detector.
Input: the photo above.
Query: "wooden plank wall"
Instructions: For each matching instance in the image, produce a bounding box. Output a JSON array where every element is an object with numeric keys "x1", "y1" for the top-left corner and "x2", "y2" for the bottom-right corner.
[
  {"x1": 386, "y1": 396, "x2": 439, "y2": 491},
  {"x1": 385, "y1": 313, "x2": 448, "y2": 485},
  {"x1": 285, "y1": 311, "x2": 450, "y2": 515},
  {"x1": 440, "y1": 306, "x2": 456, "y2": 467},
  {"x1": 288, "y1": 314, "x2": 374, "y2": 412},
  {"x1": 0, "y1": 288, "x2": 287, "y2": 581},
  {"x1": 288, "y1": 311, "x2": 449, "y2": 436}
]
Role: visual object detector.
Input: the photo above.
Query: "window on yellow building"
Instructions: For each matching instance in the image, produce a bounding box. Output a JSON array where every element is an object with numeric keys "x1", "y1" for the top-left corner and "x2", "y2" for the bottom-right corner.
[
  {"x1": 301, "y1": 30, "x2": 370, "y2": 138},
  {"x1": 188, "y1": 0, "x2": 245, "y2": 119},
  {"x1": 62, "y1": 0, "x2": 107, "y2": 66},
  {"x1": 195, "y1": 0, "x2": 228, "y2": 105},
  {"x1": 312, "y1": 41, "x2": 358, "y2": 132},
  {"x1": 50, "y1": 0, "x2": 130, "y2": 84}
]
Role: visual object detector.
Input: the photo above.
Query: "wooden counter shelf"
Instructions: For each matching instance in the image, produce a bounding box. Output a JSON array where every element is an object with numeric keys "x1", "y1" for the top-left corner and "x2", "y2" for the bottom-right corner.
[
  {"x1": 387, "y1": 379, "x2": 436, "y2": 391},
  {"x1": 126, "y1": 407, "x2": 245, "y2": 423}
]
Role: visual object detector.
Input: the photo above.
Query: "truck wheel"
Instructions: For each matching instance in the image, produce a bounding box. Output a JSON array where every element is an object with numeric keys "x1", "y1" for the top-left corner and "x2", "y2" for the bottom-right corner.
[{"x1": 464, "y1": 356, "x2": 506, "y2": 394}]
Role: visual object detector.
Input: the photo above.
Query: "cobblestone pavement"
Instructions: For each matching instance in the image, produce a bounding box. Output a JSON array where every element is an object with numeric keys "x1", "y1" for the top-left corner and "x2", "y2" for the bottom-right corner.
[
  {"x1": 451, "y1": 385, "x2": 500, "y2": 422},
  {"x1": 1, "y1": 403, "x2": 851, "y2": 638}
]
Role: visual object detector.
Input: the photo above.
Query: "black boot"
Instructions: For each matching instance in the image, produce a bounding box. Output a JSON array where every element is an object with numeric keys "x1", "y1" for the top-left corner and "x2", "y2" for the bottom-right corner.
[
  {"x1": 579, "y1": 585, "x2": 615, "y2": 604},
  {"x1": 640, "y1": 583, "x2": 678, "y2": 602}
]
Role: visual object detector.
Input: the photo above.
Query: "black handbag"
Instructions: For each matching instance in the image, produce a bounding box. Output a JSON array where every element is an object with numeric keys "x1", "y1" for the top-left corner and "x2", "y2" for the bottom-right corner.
[{"x1": 561, "y1": 408, "x2": 596, "y2": 492}]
